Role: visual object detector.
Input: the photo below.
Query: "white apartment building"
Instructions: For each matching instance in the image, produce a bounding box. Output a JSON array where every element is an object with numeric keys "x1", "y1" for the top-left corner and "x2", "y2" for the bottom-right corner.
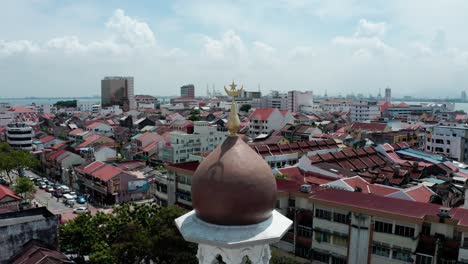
[
  {"x1": 6, "y1": 122, "x2": 34, "y2": 150},
  {"x1": 425, "y1": 125, "x2": 468, "y2": 162},
  {"x1": 350, "y1": 100, "x2": 381, "y2": 122},
  {"x1": 248, "y1": 108, "x2": 295, "y2": 137},
  {"x1": 320, "y1": 100, "x2": 351, "y2": 113},
  {"x1": 159, "y1": 121, "x2": 227, "y2": 163},
  {"x1": 77, "y1": 100, "x2": 96, "y2": 112},
  {"x1": 255, "y1": 91, "x2": 288, "y2": 110},
  {"x1": 0, "y1": 103, "x2": 13, "y2": 127},
  {"x1": 274, "y1": 187, "x2": 467, "y2": 264},
  {"x1": 288, "y1": 90, "x2": 314, "y2": 112}
]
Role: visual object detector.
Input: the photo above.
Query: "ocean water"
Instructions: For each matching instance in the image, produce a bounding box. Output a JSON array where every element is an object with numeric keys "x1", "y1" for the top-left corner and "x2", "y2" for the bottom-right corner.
[
  {"x1": 393, "y1": 101, "x2": 468, "y2": 113},
  {"x1": 0, "y1": 97, "x2": 100, "y2": 106}
]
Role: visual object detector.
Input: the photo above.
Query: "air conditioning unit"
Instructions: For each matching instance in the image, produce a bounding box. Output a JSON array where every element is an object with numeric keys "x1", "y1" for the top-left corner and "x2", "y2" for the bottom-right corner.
[
  {"x1": 300, "y1": 184, "x2": 312, "y2": 193},
  {"x1": 438, "y1": 207, "x2": 450, "y2": 218}
]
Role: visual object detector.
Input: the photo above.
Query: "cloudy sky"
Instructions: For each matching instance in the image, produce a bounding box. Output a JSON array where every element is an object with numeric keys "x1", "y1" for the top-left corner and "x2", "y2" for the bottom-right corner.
[{"x1": 2, "y1": 0, "x2": 468, "y2": 98}]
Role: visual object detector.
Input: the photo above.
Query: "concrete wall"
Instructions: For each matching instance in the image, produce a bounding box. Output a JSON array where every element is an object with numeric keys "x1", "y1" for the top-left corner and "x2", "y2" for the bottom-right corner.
[{"x1": 0, "y1": 208, "x2": 60, "y2": 263}]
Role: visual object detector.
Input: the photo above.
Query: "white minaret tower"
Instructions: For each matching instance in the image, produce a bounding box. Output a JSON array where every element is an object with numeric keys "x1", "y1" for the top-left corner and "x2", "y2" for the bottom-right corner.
[{"x1": 175, "y1": 81, "x2": 292, "y2": 264}]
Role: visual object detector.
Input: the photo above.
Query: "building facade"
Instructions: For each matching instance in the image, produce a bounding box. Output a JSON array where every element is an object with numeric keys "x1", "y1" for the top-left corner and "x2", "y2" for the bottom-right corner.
[
  {"x1": 350, "y1": 100, "x2": 381, "y2": 122},
  {"x1": 248, "y1": 108, "x2": 295, "y2": 137},
  {"x1": 180, "y1": 84, "x2": 195, "y2": 99},
  {"x1": 288, "y1": 90, "x2": 314, "y2": 113},
  {"x1": 6, "y1": 122, "x2": 34, "y2": 150},
  {"x1": 159, "y1": 121, "x2": 227, "y2": 163},
  {"x1": 101, "y1": 76, "x2": 135, "y2": 111},
  {"x1": 425, "y1": 125, "x2": 468, "y2": 162}
]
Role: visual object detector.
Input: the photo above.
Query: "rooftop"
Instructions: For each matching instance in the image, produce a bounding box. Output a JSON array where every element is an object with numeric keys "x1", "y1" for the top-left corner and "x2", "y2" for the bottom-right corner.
[{"x1": 309, "y1": 188, "x2": 441, "y2": 221}]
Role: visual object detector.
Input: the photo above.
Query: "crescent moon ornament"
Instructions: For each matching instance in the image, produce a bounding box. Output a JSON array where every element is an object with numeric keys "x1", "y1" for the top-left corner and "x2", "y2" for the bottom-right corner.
[{"x1": 224, "y1": 81, "x2": 244, "y2": 136}]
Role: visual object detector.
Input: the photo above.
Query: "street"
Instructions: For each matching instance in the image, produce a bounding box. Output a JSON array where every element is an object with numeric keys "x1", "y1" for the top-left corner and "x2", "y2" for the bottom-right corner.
[{"x1": 25, "y1": 170, "x2": 111, "y2": 222}]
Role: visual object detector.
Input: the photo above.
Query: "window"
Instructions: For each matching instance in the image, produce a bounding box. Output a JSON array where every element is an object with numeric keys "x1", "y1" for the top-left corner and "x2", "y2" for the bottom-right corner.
[
  {"x1": 372, "y1": 244, "x2": 390, "y2": 257},
  {"x1": 447, "y1": 140, "x2": 451, "y2": 144},
  {"x1": 394, "y1": 225, "x2": 415, "y2": 238},
  {"x1": 392, "y1": 249, "x2": 412, "y2": 262},
  {"x1": 297, "y1": 225, "x2": 312, "y2": 238},
  {"x1": 312, "y1": 251, "x2": 329, "y2": 263},
  {"x1": 446, "y1": 149, "x2": 450, "y2": 153},
  {"x1": 314, "y1": 231, "x2": 330, "y2": 243},
  {"x1": 416, "y1": 254, "x2": 433, "y2": 264},
  {"x1": 333, "y1": 235, "x2": 347, "y2": 247},
  {"x1": 288, "y1": 199, "x2": 295, "y2": 208},
  {"x1": 315, "y1": 209, "x2": 332, "y2": 220},
  {"x1": 333, "y1": 212, "x2": 348, "y2": 224},
  {"x1": 374, "y1": 221, "x2": 393, "y2": 234},
  {"x1": 421, "y1": 223, "x2": 431, "y2": 235},
  {"x1": 331, "y1": 256, "x2": 346, "y2": 264}
]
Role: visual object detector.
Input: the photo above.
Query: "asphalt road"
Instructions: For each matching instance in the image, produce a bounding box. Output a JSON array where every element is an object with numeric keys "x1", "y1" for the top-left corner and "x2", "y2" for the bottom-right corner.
[{"x1": 26, "y1": 170, "x2": 108, "y2": 222}]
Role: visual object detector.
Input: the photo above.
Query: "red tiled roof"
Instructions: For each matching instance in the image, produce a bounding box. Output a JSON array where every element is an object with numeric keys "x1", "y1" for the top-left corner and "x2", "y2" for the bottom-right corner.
[
  {"x1": 349, "y1": 122, "x2": 387, "y2": 132},
  {"x1": 9, "y1": 106, "x2": 36, "y2": 113},
  {"x1": 450, "y1": 207, "x2": 468, "y2": 227},
  {"x1": 276, "y1": 178, "x2": 304, "y2": 193},
  {"x1": 404, "y1": 185, "x2": 435, "y2": 203},
  {"x1": 10, "y1": 244, "x2": 71, "y2": 264},
  {"x1": 75, "y1": 134, "x2": 102, "y2": 148},
  {"x1": 142, "y1": 141, "x2": 157, "y2": 152},
  {"x1": 248, "y1": 108, "x2": 276, "y2": 120},
  {"x1": 368, "y1": 184, "x2": 399, "y2": 196},
  {"x1": 51, "y1": 142, "x2": 67, "y2": 150},
  {"x1": 0, "y1": 184, "x2": 21, "y2": 201},
  {"x1": 86, "y1": 122, "x2": 104, "y2": 130},
  {"x1": 39, "y1": 135, "x2": 55, "y2": 143},
  {"x1": 69, "y1": 128, "x2": 84, "y2": 136},
  {"x1": 92, "y1": 164, "x2": 123, "y2": 181},
  {"x1": 82, "y1": 161, "x2": 106, "y2": 174},
  {"x1": 47, "y1": 149, "x2": 66, "y2": 160},
  {"x1": 166, "y1": 161, "x2": 200, "y2": 172},
  {"x1": 309, "y1": 188, "x2": 441, "y2": 219}
]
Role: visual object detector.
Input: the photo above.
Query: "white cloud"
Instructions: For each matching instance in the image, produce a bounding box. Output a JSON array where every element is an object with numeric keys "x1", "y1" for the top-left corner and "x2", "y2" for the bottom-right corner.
[
  {"x1": 106, "y1": 9, "x2": 156, "y2": 48},
  {"x1": 355, "y1": 19, "x2": 387, "y2": 38},
  {"x1": 0, "y1": 40, "x2": 40, "y2": 56},
  {"x1": 203, "y1": 30, "x2": 246, "y2": 60},
  {"x1": 46, "y1": 36, "x2": 87, "y2": 53}
]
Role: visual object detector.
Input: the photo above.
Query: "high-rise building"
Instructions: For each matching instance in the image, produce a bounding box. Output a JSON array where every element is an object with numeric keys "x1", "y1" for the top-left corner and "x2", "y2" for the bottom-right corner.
[
  {"x1": 287, "y1": 90, "x2": 314, "y2": 112},
  {"x1": 385, "y1": 87, "x2": 391, "y2": 103},
  {"x1": 101, "y1": 76, "x2": 135, "y2": 111},
  {"x1": 462, "y1": 90, "x2": 467, "y2": 101},
  {"x1": 6, "y1": 122, "x2": 34, "y2": 150},
  {"x1": 180, "y1": 84, "x2": 195, "y2": 99}
]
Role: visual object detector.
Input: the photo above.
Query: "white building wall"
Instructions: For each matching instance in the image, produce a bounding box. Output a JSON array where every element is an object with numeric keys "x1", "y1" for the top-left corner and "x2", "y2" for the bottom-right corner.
[{"x1": 350, "y1": 100, "x2": 381, "y2": 122}]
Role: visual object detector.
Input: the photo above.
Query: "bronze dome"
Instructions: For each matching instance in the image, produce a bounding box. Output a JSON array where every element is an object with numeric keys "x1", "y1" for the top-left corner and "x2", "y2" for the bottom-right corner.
[{"x1": 191, "y1": 136, "x2": 277, "y2": 225}]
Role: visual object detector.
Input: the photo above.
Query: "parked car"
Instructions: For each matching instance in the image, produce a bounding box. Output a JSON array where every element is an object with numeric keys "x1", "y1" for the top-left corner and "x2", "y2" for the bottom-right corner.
[
  {"x1": 76, "y1": 196, "x2": 86, "y2": 204},
  {"x1": 46, "y1": 186, "x2": 55, "y2": 192},
  {"x1": 69, "y1": 192, "x2": 77, "y2": 199},
  {"x1": 39, "y1": 183, "x2": 47, "y2": 189},
  {"x1": 60, "y1": 185, "x2": 70, "y2": 194},
  {"x1": 73, "y1": 207, "x2": 88, "y2": 214}
]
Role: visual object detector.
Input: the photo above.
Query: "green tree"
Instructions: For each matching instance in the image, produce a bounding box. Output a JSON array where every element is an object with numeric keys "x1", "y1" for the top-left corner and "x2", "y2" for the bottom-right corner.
[
  {"x1": 14, "y1": 176, "x2": 36, "y2": 200},
  {"x1": 270, "y1": 249, "x2": 305, "y2": 264},
  {"x1": 240, "y1": 104, "x2": 252, "y2": 112},
  {"x1": 54, "y1": 100, "x2": 77, "y2": 108},
  {"x1": 0, "y1": 143, "x2": 39, "y2": 182},
  {"x1": 59, "y1": 204, "x2": 197, "y2": 264},
  {"x1": 188, "y1": 115, "x2": 200, "y2": 121},
  {"x1": 190, "y1": 109, "x2": 201, "y2": 115}
]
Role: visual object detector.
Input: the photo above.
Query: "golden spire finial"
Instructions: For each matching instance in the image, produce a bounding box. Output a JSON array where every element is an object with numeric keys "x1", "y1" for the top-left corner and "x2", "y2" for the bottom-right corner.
[{"x1": 224, "y1": 81, "x2": 243, "y2": 136}]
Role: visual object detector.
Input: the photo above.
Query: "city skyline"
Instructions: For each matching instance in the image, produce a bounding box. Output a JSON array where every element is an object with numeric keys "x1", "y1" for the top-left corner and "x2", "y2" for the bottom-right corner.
[{"x1": 2, "y1": 1, "x2": 468, "y2": 98}]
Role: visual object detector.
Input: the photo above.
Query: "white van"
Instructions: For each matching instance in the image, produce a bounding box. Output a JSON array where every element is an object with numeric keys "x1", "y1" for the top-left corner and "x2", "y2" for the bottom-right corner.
[
  {"x1": 62, "y1": 194, "x2": 75, "y2": 205},
  {"x1": 60, "y1": 186, "x2": 70, "y2": 194}
]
